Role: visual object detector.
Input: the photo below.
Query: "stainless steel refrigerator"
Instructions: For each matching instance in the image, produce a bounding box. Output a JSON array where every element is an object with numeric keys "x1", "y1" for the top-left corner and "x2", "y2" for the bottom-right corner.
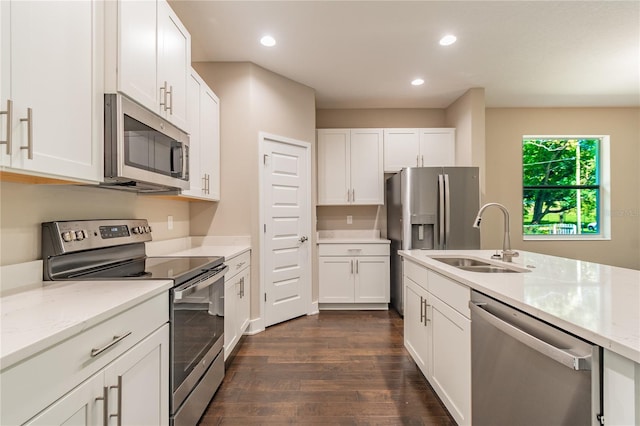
[{"x1": 386, "y1": 167, "x2": 480, "y2": 315}]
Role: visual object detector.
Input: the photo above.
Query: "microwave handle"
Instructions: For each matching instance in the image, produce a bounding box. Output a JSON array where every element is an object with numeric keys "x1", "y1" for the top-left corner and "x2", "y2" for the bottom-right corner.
[{"x1": 181, "y1": 143, "x2": 189, "y2": 180}]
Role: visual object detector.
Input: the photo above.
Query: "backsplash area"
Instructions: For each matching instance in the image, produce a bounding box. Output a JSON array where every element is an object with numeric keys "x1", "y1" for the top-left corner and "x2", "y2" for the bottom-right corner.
[{"x1": 0, "y1": 181, "x2": 190, "y2": 266}]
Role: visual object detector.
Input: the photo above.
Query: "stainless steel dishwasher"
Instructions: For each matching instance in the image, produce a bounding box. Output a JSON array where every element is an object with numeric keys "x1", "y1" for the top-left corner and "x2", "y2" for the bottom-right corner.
[{"x1": 470, "y1": 291, "x2": 602, "y2": 426}]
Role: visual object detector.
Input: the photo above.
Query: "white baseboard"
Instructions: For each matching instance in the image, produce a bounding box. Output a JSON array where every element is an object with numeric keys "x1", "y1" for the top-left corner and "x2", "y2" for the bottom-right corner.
[
  {"x1": 245, "y1": 317, "x2": 264, "y2": 335},
  {"x1": 318, "y1": 303, "x2": 389, "y2": 311}
]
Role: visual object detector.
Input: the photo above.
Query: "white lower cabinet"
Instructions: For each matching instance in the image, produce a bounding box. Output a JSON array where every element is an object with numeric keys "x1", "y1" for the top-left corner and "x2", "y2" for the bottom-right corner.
[
  {"x1": 318, "y1": 243, "x2": 390, "y2": 308},
  {"x1": 403, "y1": 259, "x2": 471, "y2": 425},
  {"x1": 404, "y1": 277, "x2": 430, "y2": 376},
  {"x1": 26, "y1": 325, "x2": 169, "y2": 426},
  {"x1": 603, "y1": 349, "x2": 640, "y2": 426},
  {"x1": 1, "y1": 293, "x2": 170, "y2": 426},
  {"x1": 224, "y1": 250, "x2": 251, "y2": 360}
]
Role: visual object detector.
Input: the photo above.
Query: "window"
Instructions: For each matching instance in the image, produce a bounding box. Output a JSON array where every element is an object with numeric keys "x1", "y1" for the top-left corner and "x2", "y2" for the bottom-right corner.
[{"x1": 522, "y1": 136, "x2": 610, "y2": 239}]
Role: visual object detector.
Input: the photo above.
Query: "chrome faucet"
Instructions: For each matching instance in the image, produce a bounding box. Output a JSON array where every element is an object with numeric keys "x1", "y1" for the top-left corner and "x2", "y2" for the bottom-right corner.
[{"x1": 473, "y1": 203, "x2": 519, "y2": 262}]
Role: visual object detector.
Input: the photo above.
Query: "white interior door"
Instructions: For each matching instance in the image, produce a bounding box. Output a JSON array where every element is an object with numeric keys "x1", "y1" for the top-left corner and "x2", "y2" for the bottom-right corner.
[{"x1": 261, "y1": 134, "x2": 311, "y2": 327}]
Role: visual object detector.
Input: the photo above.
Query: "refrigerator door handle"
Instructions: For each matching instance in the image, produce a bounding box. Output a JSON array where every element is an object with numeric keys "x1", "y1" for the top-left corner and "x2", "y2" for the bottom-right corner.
[
  {"x1": 444, "y1": 173, "x2": 451, "y2": 249},
  {"x1": 438, "y1": 174, "x2": 445, "y2": 249}
]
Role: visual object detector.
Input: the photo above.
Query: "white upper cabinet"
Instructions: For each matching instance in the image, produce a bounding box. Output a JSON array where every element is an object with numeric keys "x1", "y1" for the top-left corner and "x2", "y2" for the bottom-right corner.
[
  {"x1": 317, "y1": 128, "x2": 383, "y2": 205},
  {"x1": 106, "y1": 0, "x2": 190, "y2": 131},
  {"x1": 0, "y1": 0, "x2": 103, "y2": 183},
  {"x1": 383, "y1": 128, "x2": 455, "y2": 172},
  {"x1": 181, "y1": 68, "x2": 220, "y2": 201}
]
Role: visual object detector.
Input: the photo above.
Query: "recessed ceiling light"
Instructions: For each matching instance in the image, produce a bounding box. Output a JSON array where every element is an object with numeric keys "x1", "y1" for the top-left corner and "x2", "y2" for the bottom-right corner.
[
  {"x1": 411, "y1": 78, "x2": 425, "y2": 86},
  {"x1": 260, "y1": 35, "x2": 276, "y2": 47},
  {"x1": 439, "y1": 35, "x2": 457, "y2": 46}
]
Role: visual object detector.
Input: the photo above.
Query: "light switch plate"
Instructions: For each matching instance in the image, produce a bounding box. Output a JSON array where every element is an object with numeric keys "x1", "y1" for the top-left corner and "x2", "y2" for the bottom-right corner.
[{"x1": 347, "y1": 215, "x2": 353, "y2": 224}]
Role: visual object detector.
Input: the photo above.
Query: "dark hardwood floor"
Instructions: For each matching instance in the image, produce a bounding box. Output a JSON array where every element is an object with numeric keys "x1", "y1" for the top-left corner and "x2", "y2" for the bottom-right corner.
[{"x1": 199, "y1": 310, "x2": 456, "y2": 425}]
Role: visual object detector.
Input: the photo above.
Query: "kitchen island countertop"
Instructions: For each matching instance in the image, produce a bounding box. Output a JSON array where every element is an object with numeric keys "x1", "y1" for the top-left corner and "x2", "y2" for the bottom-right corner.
[{"x1": 399, "y1": 249, "x2": 640, "y2": 363}]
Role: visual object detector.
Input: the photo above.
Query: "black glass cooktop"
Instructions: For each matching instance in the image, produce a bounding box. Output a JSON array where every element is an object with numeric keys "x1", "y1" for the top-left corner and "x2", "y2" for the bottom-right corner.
[{"x1": 70, "y1": 256, "x2": 224, "y2": 285}]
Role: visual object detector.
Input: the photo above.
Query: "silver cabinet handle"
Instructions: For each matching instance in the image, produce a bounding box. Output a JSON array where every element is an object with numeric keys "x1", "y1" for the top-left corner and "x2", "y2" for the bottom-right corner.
[
  {"x1": 240, "y1": 277, "x2": 245, "y2": 298},
  {"x1": 0, "y1": 99, "x2": 12, "y2": 155},
  {"x1": 347, "y1": 189, "x2": 351, "y2": 202},
  {"x1": 167, "y1": 84, "x2": 173, "y2": 114},
  {"x1": 469, "y1": 301, "x2": 592, "y2": 371},
  {"x1": 95, "y1": 386, "x2": 109, "y2": 426},
  {"x1": 19, "y1": 107, "x2": 33, "y2": 159},
  {"x1": 202, "y1": 175, "x2": 207, "y2": 193},
  {"x1": 160, "y1": 81, "x2": 168, "y2": 111},
  {"x1": 205, "y1": 174, "x2": 210, "y2": 194},
  {"x1": 420, "y1": 296, "x2": 425, "y2": 323},
  {"x1": 355, "y1": 259, "x2": 359, "y2": 274},
  {"x1": 416, "y1": 154, "x2": 419, "y2": 167},
  {"x1": 350, "y1": 259, "x2": 353, "y2": 274},
  {"x1": 443, "y1": 174, "x2": 451, "y2": 249},
  {"x1": 421, "y1": 155, "x2": 425, "y2": 167},
  {"x1": 90, "y1": 332, "x2": 132, "y2": 357},
  {"x1": 109, "y1": 375, "x2": 123, "y2": 426},
  {"x1": 352, "y1": 189, "x2": 355, "y2": 203}
]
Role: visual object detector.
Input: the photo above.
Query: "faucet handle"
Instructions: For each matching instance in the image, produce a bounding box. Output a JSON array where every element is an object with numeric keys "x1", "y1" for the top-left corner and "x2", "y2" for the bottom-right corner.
[{"x1": 502, "y1": 250, "x2": 519, "y2": 262}]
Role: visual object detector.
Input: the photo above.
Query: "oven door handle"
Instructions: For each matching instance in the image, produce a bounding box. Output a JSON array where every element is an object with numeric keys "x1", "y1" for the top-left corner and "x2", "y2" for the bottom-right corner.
[{"x1": 174, "y1": 265, "x2": 228, "y2": 300}]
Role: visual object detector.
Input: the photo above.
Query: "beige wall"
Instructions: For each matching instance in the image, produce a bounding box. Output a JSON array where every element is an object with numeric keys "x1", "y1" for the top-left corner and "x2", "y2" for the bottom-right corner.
[
  {"x1": 0, "y1": 181, "x2": 190, "y2": 266},
  {"x1": 317, "y1": 108, "x2": 446, "y2": 129},
  {"x1": 191, "y1": 62, "x2": 317, "y2": 314},
  {"x1": 485, "y1": 107, "x2": 640, "y2": 270}
]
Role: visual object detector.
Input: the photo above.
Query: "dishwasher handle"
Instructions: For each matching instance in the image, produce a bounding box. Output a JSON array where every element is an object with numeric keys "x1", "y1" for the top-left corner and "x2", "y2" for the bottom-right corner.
[{"x1": 469, "y1": 301, "x2": 592, "y2": 371}]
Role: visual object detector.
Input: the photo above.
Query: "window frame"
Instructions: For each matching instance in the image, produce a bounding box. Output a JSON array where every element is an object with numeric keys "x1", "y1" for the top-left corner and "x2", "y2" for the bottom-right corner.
[{"x1": 522, "y1": 135, "x2": 611, "y2": 241}]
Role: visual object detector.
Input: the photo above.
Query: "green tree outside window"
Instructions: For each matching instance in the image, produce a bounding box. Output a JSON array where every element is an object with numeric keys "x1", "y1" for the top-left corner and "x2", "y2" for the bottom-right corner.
[{"x1": 522, "y1": 138, "x2": 600, "y2": 235}]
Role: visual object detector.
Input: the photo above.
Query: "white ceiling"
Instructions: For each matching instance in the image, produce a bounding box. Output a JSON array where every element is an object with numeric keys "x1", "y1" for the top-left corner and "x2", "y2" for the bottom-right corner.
[{"x1": 169, "y1": 1, "x2": 640, "y2": 109}]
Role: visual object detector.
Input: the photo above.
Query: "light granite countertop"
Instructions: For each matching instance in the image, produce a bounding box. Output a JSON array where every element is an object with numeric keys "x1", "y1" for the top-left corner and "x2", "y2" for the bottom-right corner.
[
  {"x1": 145, "y1": 236, "x2": 251, "y2": 259},
  {"x1": 399, "y1": 249, "x2": 640, "y2": 364},
  {"x1": 0, "y1": 279, "x2": 172, "y2": 370}
]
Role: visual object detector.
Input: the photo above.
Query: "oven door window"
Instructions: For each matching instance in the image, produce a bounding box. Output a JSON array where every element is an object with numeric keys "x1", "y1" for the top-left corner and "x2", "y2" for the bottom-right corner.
[{"x1": 171, "y1": 280, "x2": 224, "y2": 392}]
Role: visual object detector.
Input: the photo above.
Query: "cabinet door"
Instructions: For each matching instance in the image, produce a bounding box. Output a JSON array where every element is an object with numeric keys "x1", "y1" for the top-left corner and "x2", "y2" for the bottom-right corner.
[
  {"x1": 237, "y1": 268, "x2": 251, "y2": 335},
  {"x1": 383, "y1": 128, "x2": 420, "y2": 172},
  {"x1": 317, "y1": 129, "x2": 349, "y2": 205},
  {"x1": 429, "y1": 294, "x2": 471, "y2": 426},
  {"x1": 354, "y1": 256, "x2": 389, "y2": 303},
  {"x1": 183, "y1": 72, "x2": 203, "y2": 197},
  {"x1": 318, "y1": 256, "x2": 354, "y2": 303},
  {"x1": 224, "y1": 275, "x2": 239, "y2": 360},
  {"x1": 404, "y1": 277, "x2": 430, "y2": 377},
  {"x1": 157, "y1": 0, "x2": 189, "y2": 130},
  {"x1": 118, "y1": 0, "x2": 158, "y2": 113},
  {"x1": 419, "y1": 128, "x2": 455, "y2": 166},
  {"x1": 350, "y1": 129, "x2": 383, "y2": 205},
  {"x1": 200, "y1": 87, "x2": 220, "y2": 200},
  {"x1": 104, "y1": 324, "x2": 170, "y2": 426},
  {"x1": 6, "y1": 0, "x2": 102, "y2": 182},
  {"x1": 24, "y1": 372, "x2": 103, "y2": 426}
]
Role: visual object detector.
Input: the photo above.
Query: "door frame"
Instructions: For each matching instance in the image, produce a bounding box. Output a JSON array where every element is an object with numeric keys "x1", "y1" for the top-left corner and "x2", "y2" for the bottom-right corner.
[{"x1": 258, "y1": 132, "x2": 313, "y2": 329}]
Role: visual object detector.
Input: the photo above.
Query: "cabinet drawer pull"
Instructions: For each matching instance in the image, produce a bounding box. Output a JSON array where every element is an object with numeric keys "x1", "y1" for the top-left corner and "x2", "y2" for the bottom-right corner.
[
  {"x1": 236, "y1": 261, "x2": 246, "y2": 270},
  {"x1": 90, "y1": 332, "x2": 132, "y2": 357},
  {"x1": 0, "y1": 99, "x2": 12, "y2": 155},
  {"x1": 19, "y1": 107, "x2": 33, "y2": 159}
]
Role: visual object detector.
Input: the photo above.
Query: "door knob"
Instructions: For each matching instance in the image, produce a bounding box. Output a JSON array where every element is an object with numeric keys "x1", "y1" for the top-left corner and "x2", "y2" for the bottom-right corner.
[{"x1": 299, "y1": 236, "x2": 308, "y2": 243}]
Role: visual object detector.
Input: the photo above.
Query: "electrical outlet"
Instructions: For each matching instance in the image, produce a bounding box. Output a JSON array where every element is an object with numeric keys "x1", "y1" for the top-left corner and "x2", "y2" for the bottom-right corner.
[
  {"x1": 347, "y1": 215, "x2": 353, "y2": 225},
  {"x1": 167, "y1": 215, "x2": 174, "y2": 230}
]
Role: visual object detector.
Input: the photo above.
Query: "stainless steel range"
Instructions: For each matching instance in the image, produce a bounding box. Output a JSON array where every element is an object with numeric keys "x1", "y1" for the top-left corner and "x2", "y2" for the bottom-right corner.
[{"x1": 42, "y1": 219, "x2": 228, "y2": 426}]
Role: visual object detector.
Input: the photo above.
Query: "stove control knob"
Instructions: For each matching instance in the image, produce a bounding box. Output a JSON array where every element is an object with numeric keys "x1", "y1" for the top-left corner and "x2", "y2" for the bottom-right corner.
[
  {"x1": 147, "y1": 226, "x2": 152, "y2": 233},
  {"x1": 75, "y1": 230, "x2": 86, "y2": 241},
  {"x1": 132, "y1": 226, "x2": 141, "y2": 234},
  {"x1": 62, "y1": 232, "x2": 73, "y2": 242}
]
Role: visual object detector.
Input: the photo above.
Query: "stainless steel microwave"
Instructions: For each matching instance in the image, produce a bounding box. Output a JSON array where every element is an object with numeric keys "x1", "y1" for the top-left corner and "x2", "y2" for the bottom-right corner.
[{"x1": 103, "y1": 94, "x2": 189, "y2": 193}]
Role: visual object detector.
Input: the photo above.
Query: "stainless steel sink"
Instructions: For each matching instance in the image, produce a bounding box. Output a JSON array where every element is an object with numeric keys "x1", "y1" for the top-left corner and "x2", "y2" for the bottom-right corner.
[{"x1": 429, "y1": 256, "x2": 529, "y2": 273}]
